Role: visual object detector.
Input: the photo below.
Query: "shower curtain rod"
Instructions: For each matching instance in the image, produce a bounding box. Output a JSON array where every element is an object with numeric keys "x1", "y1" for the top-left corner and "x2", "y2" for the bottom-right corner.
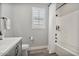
[
  {"x1": 48, "y1": 3, "x2": 66, "y2": 10},
  {"x1": 56, "y1": 3, "x2": 66, "y2": 10}
]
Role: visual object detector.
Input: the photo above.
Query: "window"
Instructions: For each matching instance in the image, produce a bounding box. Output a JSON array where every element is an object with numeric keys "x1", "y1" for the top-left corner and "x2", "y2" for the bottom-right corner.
[{"x1": 32, "y1": 7, "x2": 46, "y2": 29}]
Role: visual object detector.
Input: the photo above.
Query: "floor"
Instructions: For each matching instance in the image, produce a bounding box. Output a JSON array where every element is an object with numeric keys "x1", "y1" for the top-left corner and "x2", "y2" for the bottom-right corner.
[{"x1": 29, "y1": 48, "x2": 58, "y2": 56}]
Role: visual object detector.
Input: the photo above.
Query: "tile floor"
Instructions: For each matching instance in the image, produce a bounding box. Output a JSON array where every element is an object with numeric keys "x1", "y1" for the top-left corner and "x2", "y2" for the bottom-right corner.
[{"x1": 29, "y1": 48, "x2": 58, "y2": 56}]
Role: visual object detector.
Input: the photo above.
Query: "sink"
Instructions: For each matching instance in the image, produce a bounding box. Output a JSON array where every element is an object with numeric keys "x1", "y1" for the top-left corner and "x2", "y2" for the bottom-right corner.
[{"x1": 0, "y1": 37, "x2": 22, "y2": 56}]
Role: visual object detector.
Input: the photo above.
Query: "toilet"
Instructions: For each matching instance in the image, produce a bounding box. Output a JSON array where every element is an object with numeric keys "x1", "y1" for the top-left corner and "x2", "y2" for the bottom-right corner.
[{"x1": 22, "y1": 44, "x2": 30, "y2": 56}]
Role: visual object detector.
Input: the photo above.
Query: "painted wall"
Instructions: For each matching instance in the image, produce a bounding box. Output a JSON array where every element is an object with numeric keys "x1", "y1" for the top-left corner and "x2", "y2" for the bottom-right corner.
[
  {"x1": 56, "y1": 3, "x2": 79, "y2": 55},
  {"x1": 1, "y1": 3, "x2": 48, "y2": 47},
  {"x1": 56, "y1": 3, "x2": 79, "y2": 17},
  {"x1": 0, "y1": 4, "x2": 1, "y2": 30},
  {"x1": 0, "y1": 4, "x2": 1, "y2": 17},
  {"x1": 0, "y1": 3, "x2": 14, "y2": 37}
]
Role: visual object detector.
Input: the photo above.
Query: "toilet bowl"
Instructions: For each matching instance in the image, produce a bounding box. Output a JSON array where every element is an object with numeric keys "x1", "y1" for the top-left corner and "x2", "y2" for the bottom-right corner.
[{"x1": 22, "y1": 44, "x2": 30, "y2": 56}]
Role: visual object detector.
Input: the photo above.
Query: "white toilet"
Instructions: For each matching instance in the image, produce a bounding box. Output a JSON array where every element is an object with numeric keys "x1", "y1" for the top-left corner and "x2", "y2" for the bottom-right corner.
[{"x1": 22, "y1": 44, "x2": 30, "y2": 56}]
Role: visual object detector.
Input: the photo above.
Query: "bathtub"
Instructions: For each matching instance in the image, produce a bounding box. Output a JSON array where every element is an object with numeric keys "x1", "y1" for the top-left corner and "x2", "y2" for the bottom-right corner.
[{"x1": 55, "y1": 43, "x2": 78, "y2": 56}]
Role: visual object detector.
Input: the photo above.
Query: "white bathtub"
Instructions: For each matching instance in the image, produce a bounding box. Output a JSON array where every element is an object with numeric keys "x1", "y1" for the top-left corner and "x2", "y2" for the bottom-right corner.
[{"x1": 55, "y1": 43, "x2": 78, "y2": 56}]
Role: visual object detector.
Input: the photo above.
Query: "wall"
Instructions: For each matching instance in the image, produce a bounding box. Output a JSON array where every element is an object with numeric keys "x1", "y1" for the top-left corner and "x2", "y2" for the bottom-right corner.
[
  {"x1": 0, "y1": 3, "x2": 14, "y2": 37},
  {"x1": 56, "y1": 3, "x2": 79, "y2": 16},
  {"x1": 0, "y1": 4, "x2": 1, "y2": 17},
  {"x1": 0, "y1": 3, "x2": 49, "y2": 47},
  {"x1": 56, "y1": 3, "x2": 79, "y2": 55},
  {"x1": 0, "y1": 4, "x2": 1, "y2": 30}
]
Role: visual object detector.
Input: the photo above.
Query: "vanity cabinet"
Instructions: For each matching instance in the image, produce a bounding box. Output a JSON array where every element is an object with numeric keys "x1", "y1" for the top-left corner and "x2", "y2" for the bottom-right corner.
[
  {"x1": 5, "y1": 39, "x2": 22, "y2": 56},
  {"x1": 15, "y1": 40, "x2": 22, "y2": 56}
]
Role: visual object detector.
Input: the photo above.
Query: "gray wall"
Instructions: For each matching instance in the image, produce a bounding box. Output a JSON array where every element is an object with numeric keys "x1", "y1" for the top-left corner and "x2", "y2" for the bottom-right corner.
[
  {"x1": 0, "y1": 4, "x2": 1, "y2": 30},
  {"x1": 1, "y1": 3, "x2": 48, "y2": 47},
  {"x1": 1, "y1": 3, "x2": 15, "y2": 37},
  {"x1": 0, "y1": 4, "x2": 1, "y2": 17}
]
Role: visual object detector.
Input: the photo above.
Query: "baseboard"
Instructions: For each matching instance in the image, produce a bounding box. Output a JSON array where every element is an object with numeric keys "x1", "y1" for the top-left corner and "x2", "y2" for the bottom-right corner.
[
  {"x1": 30, "y1": 46, "x2": 48, "y2": 51},
  {"x1": 55, "y1": 43, "x2": 78, "y2": 56}
]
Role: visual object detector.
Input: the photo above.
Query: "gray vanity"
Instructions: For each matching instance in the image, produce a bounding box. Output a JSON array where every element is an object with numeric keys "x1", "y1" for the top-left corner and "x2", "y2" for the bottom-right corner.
[{"x1": 0, "y1": 37, "x2": 22, "y2": 56}]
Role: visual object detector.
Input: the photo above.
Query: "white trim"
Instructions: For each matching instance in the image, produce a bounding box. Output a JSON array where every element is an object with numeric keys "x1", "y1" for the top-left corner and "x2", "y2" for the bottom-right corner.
[{"x1": 30, "y1": 46, "x2": 48, "y2": 50}]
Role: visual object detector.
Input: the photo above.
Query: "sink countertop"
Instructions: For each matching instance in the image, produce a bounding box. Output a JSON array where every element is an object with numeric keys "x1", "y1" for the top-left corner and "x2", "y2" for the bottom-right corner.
[{"x1": 0, "y1": 37, "x2": 22, "y2": 56}]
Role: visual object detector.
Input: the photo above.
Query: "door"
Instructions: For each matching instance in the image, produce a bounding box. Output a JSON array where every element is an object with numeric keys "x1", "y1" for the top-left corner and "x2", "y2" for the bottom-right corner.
[{"x1": 48, "y1": 3, "x2": 56, "y2": 53}]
